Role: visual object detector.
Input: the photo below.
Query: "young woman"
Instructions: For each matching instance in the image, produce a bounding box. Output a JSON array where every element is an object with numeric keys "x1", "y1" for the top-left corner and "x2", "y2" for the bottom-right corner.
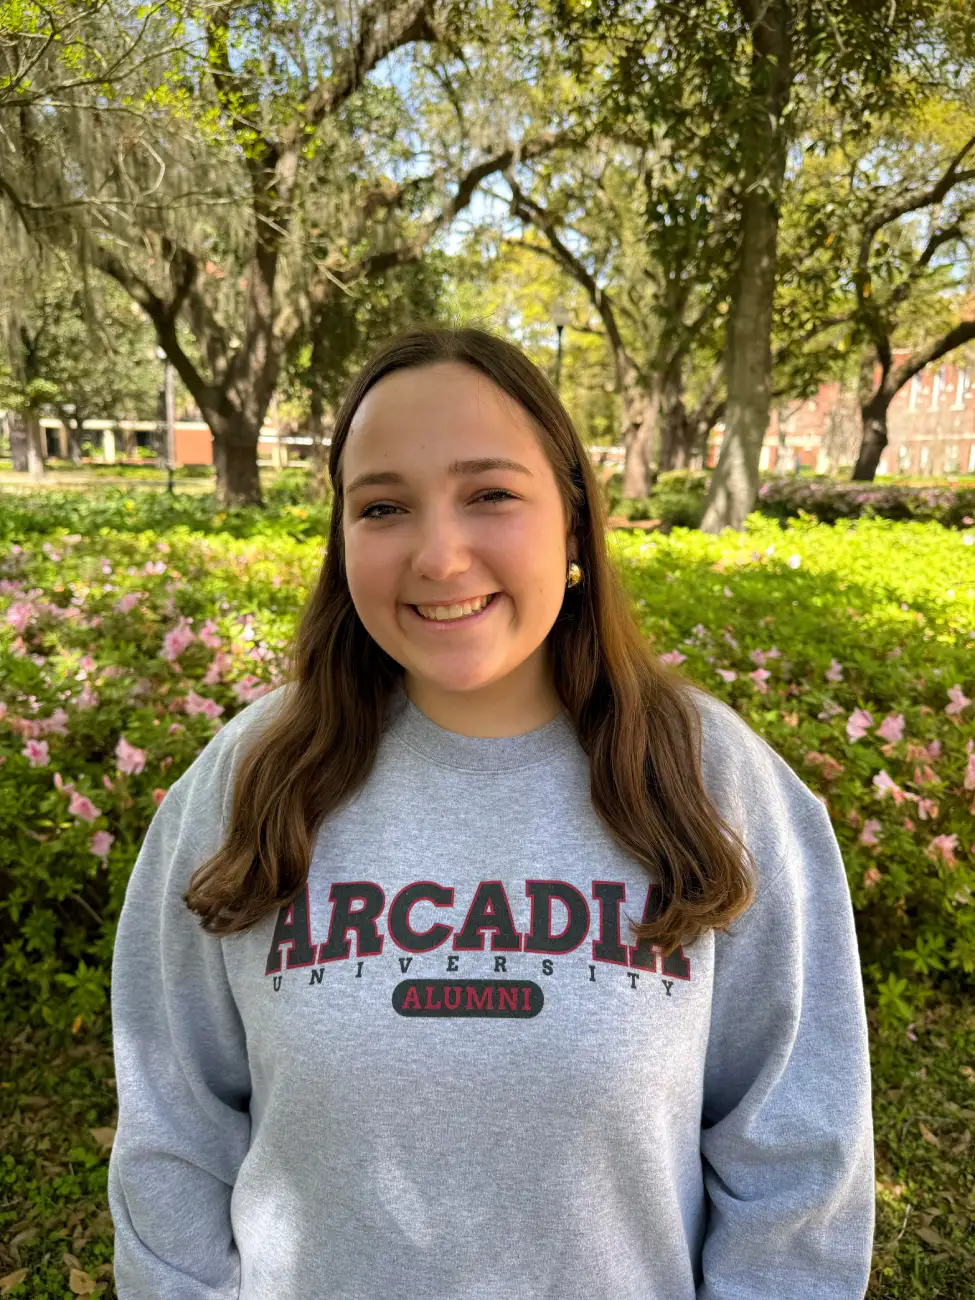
[{"x1": 108, "y1": 327, "x2": 874, "y2": 1300}]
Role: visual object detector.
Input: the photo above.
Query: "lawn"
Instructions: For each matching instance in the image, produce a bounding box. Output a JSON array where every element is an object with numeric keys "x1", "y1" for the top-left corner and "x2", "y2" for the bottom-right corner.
[{"x1": 0, "y1": 488, "x2": 972, "y2": 1297}]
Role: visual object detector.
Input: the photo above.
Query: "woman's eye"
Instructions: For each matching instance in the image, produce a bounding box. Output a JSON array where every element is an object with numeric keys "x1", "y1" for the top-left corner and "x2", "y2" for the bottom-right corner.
[
  {"x1": 475, "y1": 489, "x2": 517, "y2": 504},
  {"x1": 359, "y1": 490, "x2": 515, "y2": 520}
]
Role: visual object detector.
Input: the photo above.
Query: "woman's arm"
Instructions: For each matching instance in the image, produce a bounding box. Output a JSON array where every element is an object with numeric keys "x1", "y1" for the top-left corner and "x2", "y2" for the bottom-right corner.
[
  {"x1": 108, "y1": 779, "x2": 252, "y2": 1299},
  {"x1": 697, "y1": 780, "x2": 875, "y2": 1299}
]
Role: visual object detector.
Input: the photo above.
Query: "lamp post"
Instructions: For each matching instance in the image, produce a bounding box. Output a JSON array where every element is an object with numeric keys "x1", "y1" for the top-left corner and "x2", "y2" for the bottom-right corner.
[
  {"x1": 551, "y1": 299, "x2": 571, "y2": 393},
  {"x1": 155, "y1": 346, "x2": 176, "y2": 495}
]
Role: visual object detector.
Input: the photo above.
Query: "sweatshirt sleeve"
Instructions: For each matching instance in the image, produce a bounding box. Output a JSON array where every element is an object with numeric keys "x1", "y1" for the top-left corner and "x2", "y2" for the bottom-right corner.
[
  {"x1": 696, "y1": 731, "x2": 875, "y2": 1298},
  {"x1": 108, "y1": 769, "x2": 252, "y2": 1298}
]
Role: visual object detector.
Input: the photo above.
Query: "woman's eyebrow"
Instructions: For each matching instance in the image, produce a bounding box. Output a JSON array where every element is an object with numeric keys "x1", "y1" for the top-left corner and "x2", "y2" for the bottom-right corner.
[{"x1": 345, "y1": 458, "x2": 533, "y2": 495}]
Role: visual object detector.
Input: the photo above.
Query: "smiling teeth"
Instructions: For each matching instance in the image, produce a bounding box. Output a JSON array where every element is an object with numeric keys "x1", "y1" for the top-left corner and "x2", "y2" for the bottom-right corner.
[{"x1": 416, "y1": 594, "x2": 494, "y2": 621}]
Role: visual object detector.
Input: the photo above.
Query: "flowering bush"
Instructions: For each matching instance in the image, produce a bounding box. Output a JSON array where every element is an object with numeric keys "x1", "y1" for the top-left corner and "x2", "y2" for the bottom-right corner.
[
  {"x1": 757, "y1": 476, "x2": 975, "y2": 528},
  {"x1": 616, "y1": 513, "x2": 974, "y2": 1030},
  {"x1": 1, "y1": 498, "x2": 971, "y2": 1038},
  {"x1": 0, "y1": 502, "x2": 318, "y2": 1034}
]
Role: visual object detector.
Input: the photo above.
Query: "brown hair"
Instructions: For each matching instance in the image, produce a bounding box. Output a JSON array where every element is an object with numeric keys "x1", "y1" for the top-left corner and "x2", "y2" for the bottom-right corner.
[{"x1": 184, "y1": 326, "x2": 755, "y2": 955}]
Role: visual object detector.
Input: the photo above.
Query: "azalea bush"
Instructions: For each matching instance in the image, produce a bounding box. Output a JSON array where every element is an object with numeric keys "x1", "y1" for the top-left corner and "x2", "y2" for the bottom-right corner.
[
  {"x1": 612, "y1": 515, "x2": 974, "y2": 1030},
  {"x1": 0, "y1": 497, "x2": 972, "y2": 1041},
  {"x1": 758, "y1": 476, "x2": 975, "y2": 528}
]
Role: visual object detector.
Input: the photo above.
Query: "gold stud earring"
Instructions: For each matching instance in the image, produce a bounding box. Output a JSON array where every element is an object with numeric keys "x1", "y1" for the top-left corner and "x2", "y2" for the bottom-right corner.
[{"x1": 566, "y1": 562, "x2": 583, "y2": 589}]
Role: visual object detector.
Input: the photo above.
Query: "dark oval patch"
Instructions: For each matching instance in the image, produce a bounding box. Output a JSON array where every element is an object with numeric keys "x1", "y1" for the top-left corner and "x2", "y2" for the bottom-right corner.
[{"x1": 392, "y1": 978, "x2": 544, "y2": 1018}]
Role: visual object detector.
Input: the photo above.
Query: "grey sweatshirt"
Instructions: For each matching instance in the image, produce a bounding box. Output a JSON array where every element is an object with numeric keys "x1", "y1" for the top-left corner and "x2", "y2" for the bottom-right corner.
[{"x1": 108, "y1": 684, "x2": 875, "y2": 1300}]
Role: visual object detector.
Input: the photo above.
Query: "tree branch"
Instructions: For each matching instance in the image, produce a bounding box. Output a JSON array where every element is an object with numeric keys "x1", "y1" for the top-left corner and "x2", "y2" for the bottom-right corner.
[
  {"x1": 506, "y1": 178, "x2": 637, "y2": 386},
  {"x1": 285, "y1": 0, "x2": 437, "y2": 140},
  {"x1": 886, "y1": 319, "x2": 975, "y2": 399}
]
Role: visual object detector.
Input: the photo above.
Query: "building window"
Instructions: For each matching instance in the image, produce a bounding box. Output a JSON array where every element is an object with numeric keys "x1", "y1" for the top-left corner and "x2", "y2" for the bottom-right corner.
[
  {"x1": 909, "y1": 375, "x2": 922, "y2": 412},
  {"x1": 945, "y1": 444, "x2": 960, "y2": 473},
  {"x1": 920, "y1": 444, "x2": 930, "y2": 471},
  {"x1": 969, "y1": 443, "x2": 975, "y2": 472},
  {"x1": 954, "y1": 369, "x2": 970, "y2": 410},
  {"x1": 897, "y1": 444, "x2": 911, "y2": 473},
  {"x1": 930, "y1": 370, "x2": 944, "y2": 411}
]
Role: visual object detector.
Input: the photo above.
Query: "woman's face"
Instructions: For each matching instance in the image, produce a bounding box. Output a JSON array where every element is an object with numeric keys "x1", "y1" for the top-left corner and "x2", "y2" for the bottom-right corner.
[{"x1": 341, "y1": 361, "x2": 577, "y2": 703}]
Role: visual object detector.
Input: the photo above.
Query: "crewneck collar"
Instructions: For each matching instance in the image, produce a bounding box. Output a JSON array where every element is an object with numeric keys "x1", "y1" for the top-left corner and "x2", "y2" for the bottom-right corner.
[{"x1": 386, "y1": 684, "x2": 577, "y2": 773}]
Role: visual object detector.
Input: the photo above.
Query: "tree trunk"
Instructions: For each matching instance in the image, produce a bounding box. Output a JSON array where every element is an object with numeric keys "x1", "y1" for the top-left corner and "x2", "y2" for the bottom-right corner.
[
  {"x1": 13, "y1": 411, "x2": 46, "y2": 477},
  {"x1": 700, "y1": 0, "x2": 792, "y2": 534},
  {"x1": 211, "y1": 426, "x2": 263, "y2": 507},
  {"x1": 658, "y1": 361, "x2": 694, "y2": 471},
  {"x1": 307, "y1": 387, "x2": 333, "y2": 503},
  {"x1": 852, "y1": 397, "x2": 889, "y2": 481},
  {"x1": 620, "y1": 380, "x2": 659, "y2": 499}
]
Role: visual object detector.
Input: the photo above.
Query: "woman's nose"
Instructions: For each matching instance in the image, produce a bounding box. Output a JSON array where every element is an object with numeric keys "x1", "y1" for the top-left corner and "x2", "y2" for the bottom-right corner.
[{"x1": 411, "y1": 506, "x2": 471, "y2": 580}]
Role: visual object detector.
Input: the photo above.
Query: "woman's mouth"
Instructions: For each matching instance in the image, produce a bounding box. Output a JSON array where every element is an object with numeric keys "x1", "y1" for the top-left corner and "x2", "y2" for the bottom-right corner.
[{"x1": 408, "y1": 592, "x2": 501, "y2": 625}]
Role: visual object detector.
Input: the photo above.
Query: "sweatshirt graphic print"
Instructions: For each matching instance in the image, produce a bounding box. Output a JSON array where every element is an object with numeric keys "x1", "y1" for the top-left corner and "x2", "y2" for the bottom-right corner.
[{"x1": 108, "y1": 685, "x2": 875, "y2": 1300}]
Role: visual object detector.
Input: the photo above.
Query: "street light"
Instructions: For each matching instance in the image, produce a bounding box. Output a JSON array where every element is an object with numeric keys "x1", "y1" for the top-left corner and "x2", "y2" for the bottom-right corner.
[
  {"x1": 551, "y1": 299, "x2": 571, "y2": 393},
  {"x1": 155, "y1": 346, "x2": 176, "y2": 495}
]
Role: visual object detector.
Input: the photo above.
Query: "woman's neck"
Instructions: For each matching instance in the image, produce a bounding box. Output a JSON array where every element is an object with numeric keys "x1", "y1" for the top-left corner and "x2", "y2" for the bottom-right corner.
[{"x1": 404, "y1": 652, "x2": 563, "y2": 738}]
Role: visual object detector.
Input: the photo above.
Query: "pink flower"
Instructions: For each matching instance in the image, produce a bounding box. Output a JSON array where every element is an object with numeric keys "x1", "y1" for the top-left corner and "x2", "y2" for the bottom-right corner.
[
  {"x1": 233, "y1": 676, "x2": 273, "y2": 704},
  {"x1": 863, "y1": 865, "x2": 883, "y2": 889},
  {"x1": 78, "y1": 655, "x2": 97, "y2": 672},
  {"x1": 875, "y1": 713, "x2": 905, "y2": 744},
  {"x1": 74, "y1": 682, "x2": 99, "y2": 710},
  {"x1": 804, "y1": 751, "x2": 845, "y2": 781},
  {"x1": 115, "y1": 735, "x2": 147, "y2": 775},
  {"x1": 750, "y1": 667, "x2": 771, "y2": 693},
  {"x1": 925, "y1": 834, "x2": 959, "y2": 869},
  {"x1": 917, "y1": 799, "x2": 939, "y2": 821},
  {"x1": 859, "y1": 819, "x2": 882, "y2": 848},
  {"x1": 22, "y1": 739, "x2": 50, "y2": 767},
  {"x1": 68, "y1": 791, "x2": 101, "y2": 823},
  {"x1": 659, "y1": 650, "x2": 686, "y2": 666},
  {"x1": 90, "y1": 830, "x2": 114, "y2": 859},
  {"x1": 0, "y1": 701, "x2": 6, "y2": 722},
  {"x1": 818, "y1": 700, "x2": 844, "y2": 720},
  {"x1": 102, "y1": 774, "x2": 115, "y2": 791},
  {"x1": 198, "y1": 619, "x2": 222, "y2": 650},
  {"x1": 946, "y1": 684, "x2": 971, "y2": 716},
  {"x1": 161, "y1": 617, "x2": 196, "y2": 662},
  {"x1": 202, "y1": 651, "x2": 234, "y2": 686},
  {"x1": 152, "y1": 787, "x2": 168, "y2": 807},
  {"x1": 846, "y1": 708, "x2": 873, "y2": 743},
  {"x1": 5, "y1": 601, "x2": 33, "y2": 633},
  {"x1": 716, "y1": 669, "x2": 737, "y2": 683},
  {"x1": 825, "y1": 659, "x2": 844, "y2": 682},
  {"x1": 38, "y1": 708, "x2": 70, "y2": 736},
  {"x1": 873, "y1": 769, "x2": 906, "y2": 802},
  {"x1": 926, "y1": 740, "x2": 942, "y2": 759},
  {"x1": 167, "y1": 722, "x2": 184, "y2": 735},
  {"x1": 964, "y1": 749, "x2": 975, "y2": 792},
  {"x1": 115, "y1": 592, "x2": 143, "y2": 614},
  {"x1": 184, "y1": 690, "x2": 225, "y2": 718}
]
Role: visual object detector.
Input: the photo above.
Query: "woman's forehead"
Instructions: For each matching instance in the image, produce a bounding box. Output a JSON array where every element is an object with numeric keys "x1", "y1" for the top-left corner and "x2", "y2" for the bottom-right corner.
[{"x1": 344, "y1": 363, "x2": 543, "y2": 467}]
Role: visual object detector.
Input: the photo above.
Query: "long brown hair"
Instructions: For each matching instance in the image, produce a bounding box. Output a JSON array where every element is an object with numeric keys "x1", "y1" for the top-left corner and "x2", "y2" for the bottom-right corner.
[{"x1": 184, "y1": 326, "x2": 755, "y2": 955}]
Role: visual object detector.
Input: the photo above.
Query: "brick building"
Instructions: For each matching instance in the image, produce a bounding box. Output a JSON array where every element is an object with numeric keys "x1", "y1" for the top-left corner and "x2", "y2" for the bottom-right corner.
[{"x1": 706, "y1": 354, "x2": 975, "y2": 476}]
